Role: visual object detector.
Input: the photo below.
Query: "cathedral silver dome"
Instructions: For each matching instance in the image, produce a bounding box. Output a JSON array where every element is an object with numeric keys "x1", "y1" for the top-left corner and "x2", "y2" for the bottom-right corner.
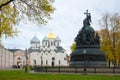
[{"x1": 31, "y1": 35, "x2": 40, "y2": 43}]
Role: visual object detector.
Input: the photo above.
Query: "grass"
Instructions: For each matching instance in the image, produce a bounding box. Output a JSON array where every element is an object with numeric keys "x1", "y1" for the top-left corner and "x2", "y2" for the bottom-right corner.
[{"x1": 0, "y1": 70, "x2": 120, "y2": 80}]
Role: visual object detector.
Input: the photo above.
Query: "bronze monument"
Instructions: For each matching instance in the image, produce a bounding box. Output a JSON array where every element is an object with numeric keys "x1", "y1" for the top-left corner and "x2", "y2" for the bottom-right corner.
[{"x1": 70, "y1": 10, "x2": 106, "y2": 67}]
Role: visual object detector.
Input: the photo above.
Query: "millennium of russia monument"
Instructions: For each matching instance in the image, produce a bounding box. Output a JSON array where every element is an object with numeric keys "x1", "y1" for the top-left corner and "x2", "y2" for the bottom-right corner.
[{"x1": 69, "y1": 10, "x2": 107, "y2": 67}]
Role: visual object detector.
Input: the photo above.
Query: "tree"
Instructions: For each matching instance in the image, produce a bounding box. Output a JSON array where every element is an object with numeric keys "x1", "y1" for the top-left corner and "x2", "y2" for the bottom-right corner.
[
  {"x1": 99, "y1": 12, "x2": 120, "y2": 67},
  {"x1": 70, "y1": 42, "x2": 76, "y2": 52},
  {"x1": 0, "y1": 0, "x2": 55, "y2": 38},
  {"x1": 0, "y1": 0, "x2": 18, "y2": 38}
]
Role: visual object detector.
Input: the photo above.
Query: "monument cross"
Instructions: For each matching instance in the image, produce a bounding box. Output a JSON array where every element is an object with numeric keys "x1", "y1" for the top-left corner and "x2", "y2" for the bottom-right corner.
[{"x1": 84, "y1": 10, "x2": 90, "y2": 17}]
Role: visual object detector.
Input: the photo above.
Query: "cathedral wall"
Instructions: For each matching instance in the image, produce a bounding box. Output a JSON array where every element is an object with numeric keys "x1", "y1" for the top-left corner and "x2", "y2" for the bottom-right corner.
[
  {"x1": 30, "y1": 52, "x2": 40, "y2": 65},
  {"x1": 31, "y1": 43, "x2": 40, "y2": 48},
  {"x1": 29, "y1": 51, "x2": 68, "y2": 66}
]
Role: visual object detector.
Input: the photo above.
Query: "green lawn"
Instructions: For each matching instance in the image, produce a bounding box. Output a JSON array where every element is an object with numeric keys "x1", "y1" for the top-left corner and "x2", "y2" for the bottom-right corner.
[{"x1": 0, "y1": 70, "x2": 120, "y2": 80}]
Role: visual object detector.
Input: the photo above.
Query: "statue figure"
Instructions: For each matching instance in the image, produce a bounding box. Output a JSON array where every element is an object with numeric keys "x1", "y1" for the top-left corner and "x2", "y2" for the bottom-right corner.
[
  {"x1": 95, "y1": 33, "x2": 100, "y2": 44},
  {"x1": 83, "y1": 10, "x2": 91, "y2": 26},
  {"x1": 75, "y1": 10, "x2": 98, "y2": 47}
]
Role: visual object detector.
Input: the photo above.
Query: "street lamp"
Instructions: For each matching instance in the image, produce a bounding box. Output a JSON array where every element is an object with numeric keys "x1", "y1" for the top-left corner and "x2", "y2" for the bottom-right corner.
[{"x1": 24, "y1": 48, "x2": 28, "y2": 73}]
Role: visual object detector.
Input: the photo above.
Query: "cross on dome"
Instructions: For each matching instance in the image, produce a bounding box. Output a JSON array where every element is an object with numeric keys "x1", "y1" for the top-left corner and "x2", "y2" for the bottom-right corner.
[{"x1": 84, "y1": 9, "x2": 90, "y2": 17}]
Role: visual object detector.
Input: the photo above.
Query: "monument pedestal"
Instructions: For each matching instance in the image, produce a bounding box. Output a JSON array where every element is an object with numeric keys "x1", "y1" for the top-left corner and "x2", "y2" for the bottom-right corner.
[{"x1": 70, "y1": 46, "x2": 107, "y2": 67}]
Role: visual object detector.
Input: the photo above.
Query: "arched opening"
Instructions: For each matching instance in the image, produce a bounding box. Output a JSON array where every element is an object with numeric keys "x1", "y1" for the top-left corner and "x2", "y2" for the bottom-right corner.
[
  {"x1": 33, "y1": 59, "x2": 36, "y2": 65},
  {"x1": 59, "y1": 60, "x2": 60, "y2": 66},
  {"x1": 52, "y1": 57, "x2": 55, "y2": 67},
  {"x1": 41, "y1": 60, "x2": 43, "y2": 66},
  {"x1": 46, "y1": 60, "x2": 48, "y2": 66},
  {"x1": 52, "y1": 62, "x2": 54, "y2": 67}
]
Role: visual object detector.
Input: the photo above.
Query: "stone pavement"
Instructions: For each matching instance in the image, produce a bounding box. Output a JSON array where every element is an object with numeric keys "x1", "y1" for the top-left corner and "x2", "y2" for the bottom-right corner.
[{"x1": 28, "y1": 70, "x2": 120, "y2": 75}]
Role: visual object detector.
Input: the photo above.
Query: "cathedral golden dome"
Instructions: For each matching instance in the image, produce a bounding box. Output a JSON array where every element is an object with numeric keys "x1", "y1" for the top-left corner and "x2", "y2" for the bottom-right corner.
[{"x1": 47, "y1": 32, "x2": 56, "y2": 39}]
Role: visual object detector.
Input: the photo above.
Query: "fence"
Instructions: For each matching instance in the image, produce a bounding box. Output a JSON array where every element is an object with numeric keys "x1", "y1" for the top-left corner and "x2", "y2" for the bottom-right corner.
[{"x1": 34, "y1": 66, "x2": 120, "y2": 74}]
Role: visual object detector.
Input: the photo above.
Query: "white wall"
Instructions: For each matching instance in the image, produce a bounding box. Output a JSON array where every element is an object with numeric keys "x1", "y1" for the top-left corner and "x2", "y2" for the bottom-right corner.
[{"x1": 30, "y1": 51, "x2": 68, "y2": 66}]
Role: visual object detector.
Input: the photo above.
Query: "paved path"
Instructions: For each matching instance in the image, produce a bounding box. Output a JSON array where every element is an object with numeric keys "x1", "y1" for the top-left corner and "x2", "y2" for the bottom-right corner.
[{"x1": 29, "y1": 70, "x2": 120, "y2": 75}]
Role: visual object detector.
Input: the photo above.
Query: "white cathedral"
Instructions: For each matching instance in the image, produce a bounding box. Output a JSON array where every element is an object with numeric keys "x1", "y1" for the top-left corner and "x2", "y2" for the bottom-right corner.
[{"x1": 28, "y1": 32, "x2": 68, "y2": 66}]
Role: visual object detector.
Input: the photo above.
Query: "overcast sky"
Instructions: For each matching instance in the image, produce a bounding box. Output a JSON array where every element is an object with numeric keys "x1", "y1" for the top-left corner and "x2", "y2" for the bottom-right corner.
[{"x1": 2, "y1": 0, "x2": 120, "y2": 54}]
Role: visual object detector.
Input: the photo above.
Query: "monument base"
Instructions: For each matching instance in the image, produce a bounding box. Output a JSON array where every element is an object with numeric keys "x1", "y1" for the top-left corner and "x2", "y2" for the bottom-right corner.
[
  {"x1": 69, "y1": 61, "x2": 106, "y2": 67},
  {"x1": 69, "y1": 47, "x2": 107, "y2": 67}
]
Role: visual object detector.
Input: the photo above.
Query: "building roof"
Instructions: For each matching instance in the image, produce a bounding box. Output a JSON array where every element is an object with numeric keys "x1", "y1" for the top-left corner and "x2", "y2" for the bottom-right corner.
[
  {"x1": 55, "y1": 36, "x2": 61, "y2": 41},
  {"x1": 47, "y1": 32, "x2": 56, "y2": 39},
  {"x1": 8, "y1": 49, "x2": 23, "y2": 53},
  {"x1": 31, "y1": 35, "x2": 40, "y2": 43},
  {"x1": 56, "y1": 46, "x2": 65, "y2": 53},
  {"x1": 29, "y1": 48, "x2": 40, "y2": 53},
  {"x1": 42, "y1": 36, "x2": 48, "y2": 41}
]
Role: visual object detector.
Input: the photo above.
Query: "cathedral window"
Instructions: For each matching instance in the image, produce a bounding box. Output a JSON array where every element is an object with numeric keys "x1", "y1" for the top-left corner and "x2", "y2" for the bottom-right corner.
[
  {"x1": 57, "y1": 42, "x2": 59, "y2": 46},
  {"x1": 18, "y1": 57, "x2": 21, "y2": 60},
  {"x1": 45, "y1": 42, "x2": 47, "y2": 46},
  {"x1": 52, "y1": 57, "x2": 55, "y2": 61},
  {"x1": 41, "y1": 60, "x2": 43, "y2": 65},
  {"x1": 46, "y1": 60, "x2": 48, "y2": 65},
  {"x1": 36, "y1": 44, "x2": 37, "y2": 47},
  {"x1": 64, "y1": 57, "x2": 66, "y2": 60},
  {"x1": 59, "y1": 60, "x2": 60, "y2": 65},
  {"x1": 54, "y1": 42, "x2": 56, "y2": 46},
  {"x1": 33, "y1": 60, "x2": 36, "y2": 65},
  {"x1": 51, "y1": 42, "x2": 53, "y2": 46}
]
